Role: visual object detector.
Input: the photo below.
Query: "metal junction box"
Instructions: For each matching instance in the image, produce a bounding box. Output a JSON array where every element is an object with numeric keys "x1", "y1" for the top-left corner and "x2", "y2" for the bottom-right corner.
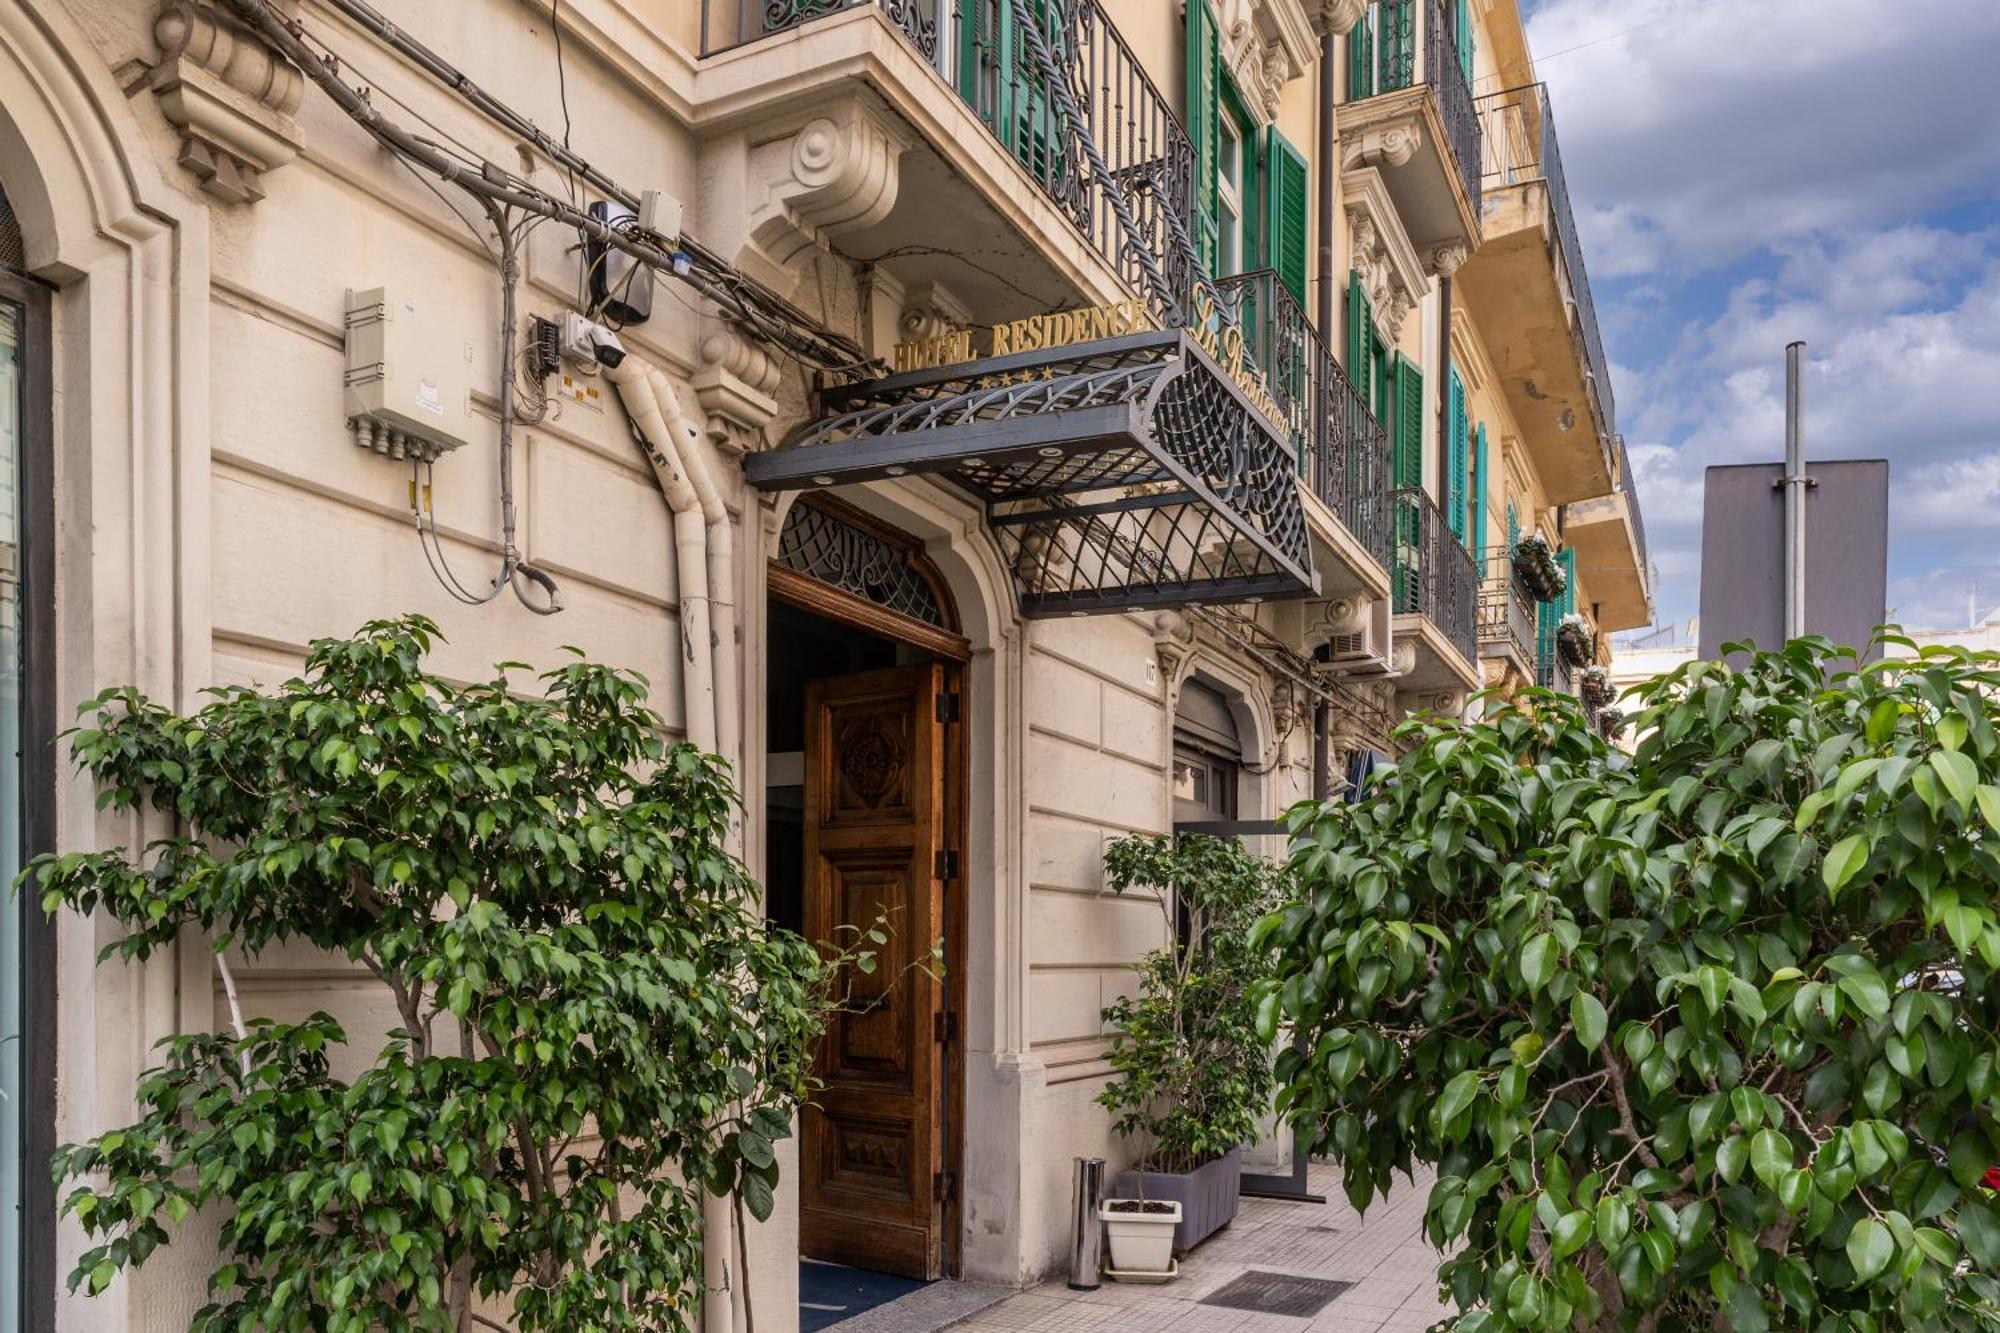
[{"x1": 343, "y1": 287, "x2": 475, "y2": 461}]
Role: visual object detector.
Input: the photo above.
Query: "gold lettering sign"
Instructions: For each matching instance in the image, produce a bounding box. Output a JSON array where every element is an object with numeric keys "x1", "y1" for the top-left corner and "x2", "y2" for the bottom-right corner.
[
  {"x1": 886, "y1": 294, "x2": 1283, "y2": 432},
  {"x1": 894, "y1": 299, "x2": 1153, "y2": 370}
]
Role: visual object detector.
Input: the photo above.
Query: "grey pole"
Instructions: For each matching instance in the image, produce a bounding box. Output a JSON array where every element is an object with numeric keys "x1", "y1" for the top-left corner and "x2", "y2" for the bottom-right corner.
[
  {"x1": 1069, "y1": 1158, "x2": 1106, "y2": 1290},
  {"x1": 1783, "y1": 342, "x2": 1808, "y2": 641}
]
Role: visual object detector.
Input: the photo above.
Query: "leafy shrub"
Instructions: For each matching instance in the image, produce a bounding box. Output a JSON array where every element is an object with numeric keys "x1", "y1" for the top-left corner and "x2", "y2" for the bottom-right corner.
[
  {"x1": 1258, "y1": 638, "x2": 2000, "y2": 1330},
  {"x1": 1099, "y1": 833, "x2": 1287, "y2": 1176},
  {"x1": 22, "y1": 616, "x2": 845, "y2": 1333}
]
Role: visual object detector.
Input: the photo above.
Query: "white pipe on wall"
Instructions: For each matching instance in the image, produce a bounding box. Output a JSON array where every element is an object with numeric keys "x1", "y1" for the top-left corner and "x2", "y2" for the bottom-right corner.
[
  {"x1": 606, "y1": 356, "x2": 735, "y2": 1333},
  {"x1": 607, "y1": 359, "x2": 718, "y2": 754},
  {"x1": 651, "y1": 370, "x2": 742, "y2": 827}
]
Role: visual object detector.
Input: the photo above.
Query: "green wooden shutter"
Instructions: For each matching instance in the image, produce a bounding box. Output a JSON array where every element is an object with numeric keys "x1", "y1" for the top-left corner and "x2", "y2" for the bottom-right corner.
[
  {"x1": 1348, "y1": 5, "x2": 1375, "y2": 100},
  {"x1": 1446, "y1": 369, "x2": 1469, "y2": 541},
  {"x1": 1346, "y1": 271, "x2": 1371, "y2": 406},
  {"x1": 1455, "y1": 0, "x2": 1474, "y2": 83},
  {"x1": 1263, "y1": 129, "x2": 1309, "y2": 304},
  {"x1": 1394, "y1": 354, "x2": 1424, "y2": 490},
  {"x1": 1186, "y1": 0, "x2": 1221, "y2": 273},
  {"x1": 1561, "y1": 548, "x2": 1577, "y2": 617},
  {"x1": 1471, "y1": 423, "x2": 1489, "y2": 566},
  {"x1": 1506, "y1": 501, "x2": 1518, "y2": 552}
]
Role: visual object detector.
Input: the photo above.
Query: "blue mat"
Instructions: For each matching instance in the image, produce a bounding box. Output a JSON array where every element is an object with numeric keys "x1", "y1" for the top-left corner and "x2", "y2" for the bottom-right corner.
[{"x1": 800, "y1": 1259, "x2": 929, "y2": 1331}]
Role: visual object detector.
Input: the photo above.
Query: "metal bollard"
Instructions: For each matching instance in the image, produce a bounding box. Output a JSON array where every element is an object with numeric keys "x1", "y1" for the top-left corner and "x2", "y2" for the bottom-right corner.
[{"x1": 1069, "y1": 1156, "x2": 1105, "y2": 1290}]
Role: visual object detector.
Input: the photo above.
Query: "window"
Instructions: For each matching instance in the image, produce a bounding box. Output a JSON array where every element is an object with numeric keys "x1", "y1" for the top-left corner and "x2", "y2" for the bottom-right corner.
[
  {"x1": 1172, "y1": 679, "x2": 1240, "y2": 826},
  {"x1": 1218, "y1": 113, "x2": 1244, "y2": 277},
  {"x1": 1190, "y1": 0, "x2": 1307, "y2": 295}
]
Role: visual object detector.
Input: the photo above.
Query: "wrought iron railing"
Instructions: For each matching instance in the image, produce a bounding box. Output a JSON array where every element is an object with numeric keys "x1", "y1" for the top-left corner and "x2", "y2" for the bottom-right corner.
[
  {"x1": 1345, "y1": 0, "x2": 1482, "y2": 214},
  {"x1": 1538, "y1": 642, "x2": 1576, "y2": 695},
  {"x1": 1216, "y1": 270, "x2": 1393, "y2": 570},
  {"x1": 1391, "y1": 487, "x2": 1477, "y2": 665},
  {"x1": 1612, "y1": 433, "x2": 1649, "y2": 592},
  {"x1": 702, "y1": 0, "x2": 1196, "y2": 320},
  {"x1": 1476, "y1": 552, "x2": 1537, "y2": 669},
  {"x1": 1473, "y1": 82, "x2": 1614, "y2": 444}
]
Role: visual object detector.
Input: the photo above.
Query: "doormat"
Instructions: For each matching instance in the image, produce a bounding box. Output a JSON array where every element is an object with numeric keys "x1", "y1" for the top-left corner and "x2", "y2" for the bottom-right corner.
[
  {"x1": 1198, "y1": 1270, "x2": 1354, "y2": 1318},
  {"x1": 800, "y1": 1260, "x2": 928, "y2": 1332}
]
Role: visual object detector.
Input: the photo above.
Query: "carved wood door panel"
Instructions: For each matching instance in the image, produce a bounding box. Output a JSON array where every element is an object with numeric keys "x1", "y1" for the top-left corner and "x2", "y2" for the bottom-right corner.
[{"x1": 801, "y1": 663, "x2": 948, "y2": 1279}]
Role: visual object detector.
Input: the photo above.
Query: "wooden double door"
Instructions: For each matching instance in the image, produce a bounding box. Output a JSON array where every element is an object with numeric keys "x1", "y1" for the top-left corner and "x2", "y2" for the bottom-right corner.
[{"x1": 800, "y1": 662, "x2": 962, "y2": 1280}]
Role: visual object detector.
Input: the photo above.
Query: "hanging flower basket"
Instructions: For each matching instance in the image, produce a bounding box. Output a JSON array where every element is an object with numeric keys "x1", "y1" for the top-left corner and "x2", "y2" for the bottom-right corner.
[
  {"x1": 1512, "y1": 534, "x2": 1567, "y2": 602},
  {"x1": 1597, "y1": 705, "x2": 1627, "y2": 740},
  {"x1": 1579, "y1": 664, "x2": 1613, "y2": 705},
  {"x1": 1556, "y1": 613, "x2": 1593, "y2": 668}
]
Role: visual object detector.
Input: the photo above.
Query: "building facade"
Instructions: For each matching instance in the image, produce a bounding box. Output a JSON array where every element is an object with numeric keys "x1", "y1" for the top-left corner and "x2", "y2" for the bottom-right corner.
[{"x1": 0, "y1": 0, "x2": 1647, "y2": 1328}]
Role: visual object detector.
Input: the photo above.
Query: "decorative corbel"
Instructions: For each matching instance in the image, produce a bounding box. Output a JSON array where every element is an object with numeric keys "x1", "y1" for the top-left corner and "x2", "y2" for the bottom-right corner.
[
  {"x1": 140, "y1": 1, "x2": 303, "y2": 205},
  {"x1": 1152, "y1": 610, "x2": 1198, "y2": 705},
  {"x1": 898, "y1": 280, "x2": 974, "y2": 345},
  {"x1": 1270, "y1": 679, "x2": 1303, "y2": 738},
  {"x1": 735, "y1": 97, "x2": 916, "y2": 296},
  {"x1": 1424, "y1": 240, "x2": 1472, "y2": 279},
  {"x1": 1318, "y1": 0, "x2": 1369, "y2": 34},
  {"x1": 695, "y1": 328, "x2": 784, "y2": 460},
  {"x1": 1341, "y1": 121, "x2": 1422, "y2": 172}
]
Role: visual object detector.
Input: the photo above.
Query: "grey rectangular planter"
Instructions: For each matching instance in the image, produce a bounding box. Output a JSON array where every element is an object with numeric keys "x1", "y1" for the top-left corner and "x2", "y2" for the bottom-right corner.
[{"x1": 1112, "y1": 1147, "x2": 1241, "y2": 1253}]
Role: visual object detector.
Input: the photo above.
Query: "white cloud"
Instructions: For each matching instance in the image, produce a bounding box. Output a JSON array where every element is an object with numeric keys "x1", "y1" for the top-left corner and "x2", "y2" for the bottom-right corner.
[
  {"x1": 1526, "y1": 0, "x2": 2000, "y2": 269},
  {"x1": 1613, "y1": 230, "x2": 2000, "y2": 628}
]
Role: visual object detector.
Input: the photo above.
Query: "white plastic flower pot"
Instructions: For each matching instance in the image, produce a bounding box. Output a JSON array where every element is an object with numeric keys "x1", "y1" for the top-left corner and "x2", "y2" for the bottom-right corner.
[{"x1": 1099, "y1": 1198, "x2": 1181, "y2": 1279}]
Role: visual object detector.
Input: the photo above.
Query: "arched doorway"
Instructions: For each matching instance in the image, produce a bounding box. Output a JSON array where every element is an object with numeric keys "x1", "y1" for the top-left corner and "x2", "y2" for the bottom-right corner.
[{"x1": 763, "y1": 496, "x2": 968, "y2": 1291}]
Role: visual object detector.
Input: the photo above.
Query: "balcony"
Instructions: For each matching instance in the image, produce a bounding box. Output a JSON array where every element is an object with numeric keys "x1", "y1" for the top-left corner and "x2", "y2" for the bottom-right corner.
[
  {"x1": 1217, "y1": 269, "x2": 1393, "y2": 598},
  {"x1": 1340, "y1": 0, "x2": 1483, "y2": 261},
  {"x1": 1391, "y1": 487, "x2": 1479, "y2": 691},
  {"x1": 697, "y1": 0, "x2": 1196, "y2": 326},
  {"x1": 1564, "y1": 434, "x2": 1654, "y2": 630},
  {"x1": 1456, "y1": 82, "x2": 1615, "y2": 504},
  {"x1": 1476, "y1": 553, "x2": 1538, "y2": 684}
]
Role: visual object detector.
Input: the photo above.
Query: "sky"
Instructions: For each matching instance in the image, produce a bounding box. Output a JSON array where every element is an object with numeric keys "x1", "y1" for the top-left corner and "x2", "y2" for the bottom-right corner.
[{"x1": 1518, "y1": 0, "x2": 2000, "y2": 639}]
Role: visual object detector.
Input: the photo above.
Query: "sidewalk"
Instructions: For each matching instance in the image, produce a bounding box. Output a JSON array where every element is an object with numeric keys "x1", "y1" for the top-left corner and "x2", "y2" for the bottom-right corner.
[{"x1": 939, "y1": 1164, "x2": 1452, "y2": 1333}]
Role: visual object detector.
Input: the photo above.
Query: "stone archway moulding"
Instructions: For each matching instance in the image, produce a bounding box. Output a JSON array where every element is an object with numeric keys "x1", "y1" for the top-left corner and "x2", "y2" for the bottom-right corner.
[{"x1": 1, "y1": 4, "x2": 217, "y2": 1327}]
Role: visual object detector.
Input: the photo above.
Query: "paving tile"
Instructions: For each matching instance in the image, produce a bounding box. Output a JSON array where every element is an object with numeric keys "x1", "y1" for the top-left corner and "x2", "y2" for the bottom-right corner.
[{"x1": 938, "y1": 1165, "x2": 1450, "y2": 1333}]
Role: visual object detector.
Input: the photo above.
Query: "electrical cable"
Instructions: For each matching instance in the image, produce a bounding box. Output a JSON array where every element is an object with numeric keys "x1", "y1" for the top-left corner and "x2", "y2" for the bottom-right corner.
[
  {"x1": 550, "y1": 0, "x2": 579, "y2": 205},
  {"x1": 292, "y1": 0, "x2": 878, "y2": 376}
]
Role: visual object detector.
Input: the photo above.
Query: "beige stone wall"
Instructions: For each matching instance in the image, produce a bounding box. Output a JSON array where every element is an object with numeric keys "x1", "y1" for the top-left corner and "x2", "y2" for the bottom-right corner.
[{"x1": 2, "y1": 0, "x2": 1456, "y2": 1322}]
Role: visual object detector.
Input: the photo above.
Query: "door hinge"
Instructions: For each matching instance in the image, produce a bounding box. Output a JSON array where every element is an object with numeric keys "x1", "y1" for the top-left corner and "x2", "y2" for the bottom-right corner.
[
  {"x1": 934, "y1": 848, "x2": 959, "y2": 881},
  {"x1": 935, "y1": 691, "x2": 961, "y2": 724},
  {"x1": 933, "y1": 1009, "x2": 957, "y2": 1045},
  {"x1": 933, "y1": 1169, "x2": 957, "y2": 1203}
]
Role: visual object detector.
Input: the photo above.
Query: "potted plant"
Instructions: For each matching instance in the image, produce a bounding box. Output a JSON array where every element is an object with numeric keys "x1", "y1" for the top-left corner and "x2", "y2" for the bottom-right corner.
[
  {"x1": 1579, "y1": 663, "x2": 1612, "y2": 705},
  {"x1": 1098, "y1": 1198, "x2": 1181, "y2": 1280},
  {"x1": 1556, "y1": 612, "x2": 1593, "y2": 667},
  {"x1": 1512, "y1": 533, "x2": 1567, "y2": 603},
  {"x1": 1096, "y1": 833, "x2": 1287, "y2": 1270}
]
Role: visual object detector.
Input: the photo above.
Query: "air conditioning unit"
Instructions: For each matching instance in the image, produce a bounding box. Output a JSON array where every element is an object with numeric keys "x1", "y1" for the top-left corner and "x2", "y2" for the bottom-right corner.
[{"x1": 1318, "y1": 598, "x2": 1393, "y2": 676}]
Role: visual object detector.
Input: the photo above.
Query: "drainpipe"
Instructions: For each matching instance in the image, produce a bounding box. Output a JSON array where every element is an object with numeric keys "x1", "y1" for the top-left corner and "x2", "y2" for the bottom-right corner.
[
  {"x1": 661, "y1": 381, "x2": 743, "y2": 828},
  {"x1": 607, "y1": 358, "x2": 719, "y2": 754},
  {"x1": 1437, "y1": 275, "x2": 1453, "y2": 493},
  {"x1": 1316, "y1": 21, "x2": 1338, "y2": 341},
  {"x1": 606, "y1": 356, "x2": 737, "y2": 1333}
]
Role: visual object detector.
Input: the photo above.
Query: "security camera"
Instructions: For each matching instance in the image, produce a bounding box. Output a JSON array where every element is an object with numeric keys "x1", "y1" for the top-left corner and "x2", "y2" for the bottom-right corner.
[
  {"x1": 588, "y1": 325, "x2": 626, "y2": 369},
  {"x1": 561, "y1": 312, "x2": 627, "y2": 373}
]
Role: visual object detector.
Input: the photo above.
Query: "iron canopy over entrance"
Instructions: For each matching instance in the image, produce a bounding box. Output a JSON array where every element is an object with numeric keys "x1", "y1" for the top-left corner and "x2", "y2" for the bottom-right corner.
[{"x1": 744, "y1": 330, "x2": 1319, "y2": 616}]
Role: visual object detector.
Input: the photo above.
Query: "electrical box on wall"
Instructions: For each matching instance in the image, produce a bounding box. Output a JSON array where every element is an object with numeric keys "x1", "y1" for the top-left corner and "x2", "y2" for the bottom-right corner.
[{"x1": 343, "y1": 287, "x2": 475, "y2": 461}]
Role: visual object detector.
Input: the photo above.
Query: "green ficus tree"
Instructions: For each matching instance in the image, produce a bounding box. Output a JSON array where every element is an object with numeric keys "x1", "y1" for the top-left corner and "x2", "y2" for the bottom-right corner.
[
  {"x1": 21, "y1": 616, "x2": 848, "y2": 1333},
  {"x1": 1257, "y1": 637, "x2": 2000, "y2": 1330},
  {"x1": 1098, "y1": 833, "x2": 1287, "y2": 1175}
]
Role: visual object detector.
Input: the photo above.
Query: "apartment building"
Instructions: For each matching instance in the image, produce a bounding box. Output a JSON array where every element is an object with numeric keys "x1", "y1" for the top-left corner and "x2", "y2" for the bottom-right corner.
[{"x1": 0, "y1": 0, "x2": 1647, "y2": 1327}]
